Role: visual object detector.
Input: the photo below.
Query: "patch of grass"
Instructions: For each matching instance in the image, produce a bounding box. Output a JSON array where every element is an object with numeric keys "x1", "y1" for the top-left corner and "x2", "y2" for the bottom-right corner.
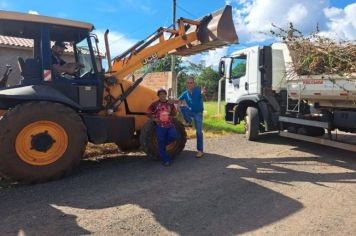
[
  {"x1": 204, "y1": 101, "x2": 245, "y2": 133},
  {"x1": 179, "y1": 101, "x2": 245, "y2": 138}
]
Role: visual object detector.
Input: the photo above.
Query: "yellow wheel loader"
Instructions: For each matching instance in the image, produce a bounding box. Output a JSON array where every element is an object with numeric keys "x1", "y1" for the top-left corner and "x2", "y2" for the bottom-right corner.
[{"x1": 0, "y1": 6, "x2": 237, "y2": 183}]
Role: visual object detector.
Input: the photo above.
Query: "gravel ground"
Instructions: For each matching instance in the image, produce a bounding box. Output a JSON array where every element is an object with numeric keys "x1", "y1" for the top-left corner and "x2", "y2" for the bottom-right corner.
[{"x1": 1, "y1": 133, "x2": 356, "y2": 235}]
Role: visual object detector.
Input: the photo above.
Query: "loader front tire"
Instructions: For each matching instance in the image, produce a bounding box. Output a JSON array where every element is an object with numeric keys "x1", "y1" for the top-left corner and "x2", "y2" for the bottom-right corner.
[
  {"x1": 0, "y1": 102, "x2": 87, "y2": 183},
  {"x1": 140, "y1": 119, "x2": 187, "y2": 160}
]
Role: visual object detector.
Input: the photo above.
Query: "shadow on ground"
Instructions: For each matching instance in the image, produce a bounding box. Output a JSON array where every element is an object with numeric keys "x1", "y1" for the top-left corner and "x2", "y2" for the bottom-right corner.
[{"x1": 1, "y1": 135, "x2": 356, "y2": 235}]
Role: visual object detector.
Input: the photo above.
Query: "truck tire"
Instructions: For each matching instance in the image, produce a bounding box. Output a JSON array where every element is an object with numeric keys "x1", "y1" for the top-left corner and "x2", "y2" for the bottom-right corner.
[
  {"x1": 140, "y1": 119, "x2": 187, "y2": 160},
  {"x1": 245, "y1": 107, "x2": 259, "y2": 141},
  {"x1": 0, "y1": 102, "x2": 87, "y2": 183}
]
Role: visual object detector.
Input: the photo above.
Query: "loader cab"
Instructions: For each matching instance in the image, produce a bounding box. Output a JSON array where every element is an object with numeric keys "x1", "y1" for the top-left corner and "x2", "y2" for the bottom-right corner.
[{"x1": 0, "y1": 10, "x2": 104, "y2": 111}]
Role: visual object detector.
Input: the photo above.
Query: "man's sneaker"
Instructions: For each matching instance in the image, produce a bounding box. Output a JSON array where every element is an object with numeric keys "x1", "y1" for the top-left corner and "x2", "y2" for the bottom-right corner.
[
  {"x1": 195, "y1": 151, "x2": 204, "y2": 158},
  {"x1": 162, "y1": 161, "x2": 172, "y2": 167}
]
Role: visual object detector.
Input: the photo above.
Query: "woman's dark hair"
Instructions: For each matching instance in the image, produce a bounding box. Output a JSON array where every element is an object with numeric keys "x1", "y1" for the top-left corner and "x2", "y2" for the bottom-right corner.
[{"x1": 157, "y1": 88, "x2": 167, "y2": 96}]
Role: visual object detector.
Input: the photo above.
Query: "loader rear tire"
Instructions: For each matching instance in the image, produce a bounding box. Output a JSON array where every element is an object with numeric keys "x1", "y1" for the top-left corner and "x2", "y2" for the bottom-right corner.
[
  {"x1": 0, "y1": 102, "x2": 87, "y2": 183},
  {"x1": 140, "y1": 119, "x2": 187, "y2": 161}
]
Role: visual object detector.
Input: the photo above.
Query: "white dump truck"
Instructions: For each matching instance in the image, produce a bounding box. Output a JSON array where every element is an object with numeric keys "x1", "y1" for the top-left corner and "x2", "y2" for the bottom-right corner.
[{"x1": 219, "y1": 42, "x2": 356, "y2": 151}]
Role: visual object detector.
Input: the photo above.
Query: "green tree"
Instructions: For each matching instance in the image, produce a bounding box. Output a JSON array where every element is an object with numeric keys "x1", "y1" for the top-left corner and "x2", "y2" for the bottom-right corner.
[
  {"x1": 137, "y1": 56, "x2": 221, "y2": 100},
  {"x1": 231, "y1": 63, "x2": 246, "y2": 78},
  {"x1": 136, "y1": 56, "x2": 185, "y2": 73},
  {"x1": 181, "y1": 61, "x2": 220, "y2": 100},
  {"x1": 177, "y1": 71, "x2": 189, "y2": 95},
  {"x1": 152, "y1": 56, "x2": 185, "y2": 72},
  {"x1": 196, "y1": 67, "x2": 220, "y2": 100}
]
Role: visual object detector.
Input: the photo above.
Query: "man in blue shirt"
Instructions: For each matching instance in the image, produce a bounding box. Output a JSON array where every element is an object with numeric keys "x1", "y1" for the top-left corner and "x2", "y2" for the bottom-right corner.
[{"x1": 178, "y1": 77, "x2": 205, "y2": 158}]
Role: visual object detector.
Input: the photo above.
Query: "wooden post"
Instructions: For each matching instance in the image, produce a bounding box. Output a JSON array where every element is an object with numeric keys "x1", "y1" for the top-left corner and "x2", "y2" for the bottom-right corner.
[{"x1": 171, "y1": 0, "x2": 177, "y2": 98}]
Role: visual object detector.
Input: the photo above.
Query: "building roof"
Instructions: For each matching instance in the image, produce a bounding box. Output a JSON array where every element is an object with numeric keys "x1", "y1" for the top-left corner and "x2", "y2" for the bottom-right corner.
[
  {"x1": 0, "y1": 35, "x2": 74, "y2": 53},
  {"x1": 0, "y1": 35, "x2": 32, "y2": 48}
]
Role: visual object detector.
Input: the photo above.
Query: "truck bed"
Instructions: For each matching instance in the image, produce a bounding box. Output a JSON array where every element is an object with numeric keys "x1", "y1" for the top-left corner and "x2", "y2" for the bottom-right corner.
[
  {"x1": 287, "y1": 74, "x2": 356, "y2": 108},
  {"x1": 271, "y1": 43, "x2": 356, "y2": 109}
]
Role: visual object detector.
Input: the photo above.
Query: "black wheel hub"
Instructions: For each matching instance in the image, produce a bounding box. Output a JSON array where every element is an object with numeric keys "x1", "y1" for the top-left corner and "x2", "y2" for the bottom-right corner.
[{"x1": 31, "y1": 131, "x2": 56, "y2": 152}]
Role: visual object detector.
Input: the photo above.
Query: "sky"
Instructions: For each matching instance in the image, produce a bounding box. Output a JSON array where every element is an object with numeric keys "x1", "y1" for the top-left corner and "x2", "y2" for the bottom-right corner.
[{"x1": 1, "y1": 0, "x2": 355, "y2": 67}]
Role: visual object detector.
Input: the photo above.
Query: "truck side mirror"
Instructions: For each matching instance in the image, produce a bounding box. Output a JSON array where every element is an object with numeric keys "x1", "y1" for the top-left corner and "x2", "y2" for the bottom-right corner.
[{"x1": 219, "y1": 60, "x2": 225, "y2": 77}]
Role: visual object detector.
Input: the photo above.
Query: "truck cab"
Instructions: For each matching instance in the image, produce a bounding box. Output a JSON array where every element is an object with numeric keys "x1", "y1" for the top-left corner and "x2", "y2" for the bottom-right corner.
[
  {"x1": 223, "y1": 46, "x2": 262, "y2": 103},
  {"x1": 219, "y1": 43, "x2": 293, "y2": 140}
]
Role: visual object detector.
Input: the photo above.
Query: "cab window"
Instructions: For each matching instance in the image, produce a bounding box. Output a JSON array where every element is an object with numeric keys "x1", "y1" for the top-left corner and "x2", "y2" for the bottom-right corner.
[
  {"x1": 75, "y1": 38, "x2": 95, "y2": 77},
  {"x1": 231, "y1": 55, "x2": 247, "y2": 79}
]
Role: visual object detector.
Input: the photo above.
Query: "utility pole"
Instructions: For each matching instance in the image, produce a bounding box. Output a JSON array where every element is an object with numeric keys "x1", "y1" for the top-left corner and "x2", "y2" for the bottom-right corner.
[{"x1": 171, "y1": 0, "x2": 177, "y2": 98}]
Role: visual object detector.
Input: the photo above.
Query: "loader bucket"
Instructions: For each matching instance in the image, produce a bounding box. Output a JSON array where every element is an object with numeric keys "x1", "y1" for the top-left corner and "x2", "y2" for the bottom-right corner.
[{"x1": 174, "y1": 5, "x2": 238, "y2": 56}]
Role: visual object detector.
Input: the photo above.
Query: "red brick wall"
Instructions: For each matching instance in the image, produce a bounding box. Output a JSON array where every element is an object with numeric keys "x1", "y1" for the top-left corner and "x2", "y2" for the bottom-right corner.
[{"x1": 127, "y1": 71, "x2": 171, "y2": 92}]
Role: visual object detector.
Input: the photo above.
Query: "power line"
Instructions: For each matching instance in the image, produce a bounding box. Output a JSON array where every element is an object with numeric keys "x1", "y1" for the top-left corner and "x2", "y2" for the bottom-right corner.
[{"x1": 176, "y1": 4, "x2": 197, "y2": 18}]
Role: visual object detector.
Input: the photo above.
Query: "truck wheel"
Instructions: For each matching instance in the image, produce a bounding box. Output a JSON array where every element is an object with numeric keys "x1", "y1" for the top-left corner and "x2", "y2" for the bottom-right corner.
[
  {"x1": 140, "y1": 119, "x2": 187, "y2": 160},
  {"x1": 0, "y1": 102, "x2": 87, "y2": 183},
  {"x1": 245, "y1": 107, "x2": 259, "y2": 141}
]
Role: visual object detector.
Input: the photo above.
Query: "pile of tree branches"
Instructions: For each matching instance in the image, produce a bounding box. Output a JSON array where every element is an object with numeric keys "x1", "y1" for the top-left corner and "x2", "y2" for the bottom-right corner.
[{"x1": 270, "y1": 23, "x2": 356, "y2": 76}]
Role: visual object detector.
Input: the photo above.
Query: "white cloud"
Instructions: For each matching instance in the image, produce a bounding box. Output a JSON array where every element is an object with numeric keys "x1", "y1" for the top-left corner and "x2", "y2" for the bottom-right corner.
[
  {"x1": 231, "y1": 0, "x2": 330, "y2": 42},
  {"x1": 324, "y1": 7, "x2": 343, "y2": 19},
  {"x1": 182, "y1": 47, "x2": 228, "y2": 67},
  {"x1": 94, "y1": 29, "x2": 138, "y2": 68},
  {"x1": 287, "y1": 3, "x2": 308, "y2": 23},
  {"x1": 223, "y1": 0, "x2": 356, "y2": 43},
  {"x1": 322, "y1": 3, "x2": 356, "y2": 40},
  {"x1": 28, "y1": 10, "x2": 39, "y2": 15},
  {"x1": 119, "y1": 0, "x2": 157, "y2": 15},
  {"x1": 201, "y1": 47, "x2": 228, "y2": 67}
]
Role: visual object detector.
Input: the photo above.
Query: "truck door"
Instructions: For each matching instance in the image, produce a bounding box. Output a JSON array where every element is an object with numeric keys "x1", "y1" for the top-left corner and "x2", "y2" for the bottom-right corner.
[{"x1": 225, "y1": 54, "x2": 248, "y2": 103}]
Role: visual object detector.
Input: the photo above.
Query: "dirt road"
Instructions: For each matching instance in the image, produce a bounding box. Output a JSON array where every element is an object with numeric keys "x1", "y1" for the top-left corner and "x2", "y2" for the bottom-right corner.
[{"x1": 1, "y1": 133, "x2": 356, "y2": 235}]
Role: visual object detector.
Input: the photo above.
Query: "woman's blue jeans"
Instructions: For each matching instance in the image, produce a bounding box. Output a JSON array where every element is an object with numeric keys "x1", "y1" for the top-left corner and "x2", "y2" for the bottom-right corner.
[{"x1": 156, "y1": 126, "x2": 177, "y2": 163}]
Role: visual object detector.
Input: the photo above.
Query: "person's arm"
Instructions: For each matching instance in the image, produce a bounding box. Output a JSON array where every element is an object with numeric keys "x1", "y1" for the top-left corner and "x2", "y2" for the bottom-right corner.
[
  {"x1": 171, "y1": 104, "x2": 177, "y2": 117},
  {"x1": 177, "y1": 92, "x2": 187, "y2": 106},
  {"x1": 178, "y1": 92, "x2": 185, "y2": 101},
  {"x1": 53, "y1": 63, "x2": 79, "y2": 75},
  {"x1": 53, "y1": 56, "x2": 84, "y2": 75},
  {"x1": 146, "y1": 102, "x2": 160, "y2": 122},
  {"x1": 146, "y1": 103, "x2": 155, "y2": 119},
  {"x1": 195, "y1": 87, "x2": 205, "y2": 101},
  {"x1": 201, "y1": 86, "x2": 206, "y2": 95}
]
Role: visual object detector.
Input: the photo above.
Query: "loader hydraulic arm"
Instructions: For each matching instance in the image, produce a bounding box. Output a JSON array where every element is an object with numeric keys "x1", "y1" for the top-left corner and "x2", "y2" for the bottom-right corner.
[
  {"x1": 106, "y1": 5, "x2": 238, "y2": 82},
  {"x1": 109, "y1": 18, "x2": 200, "y2": 81}
]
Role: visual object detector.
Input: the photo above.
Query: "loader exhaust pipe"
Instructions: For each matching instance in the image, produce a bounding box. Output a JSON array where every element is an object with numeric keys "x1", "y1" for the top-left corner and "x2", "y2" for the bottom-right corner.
[{"x1": 104, "y1": 29, "x2": 112, "y2": 71}]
